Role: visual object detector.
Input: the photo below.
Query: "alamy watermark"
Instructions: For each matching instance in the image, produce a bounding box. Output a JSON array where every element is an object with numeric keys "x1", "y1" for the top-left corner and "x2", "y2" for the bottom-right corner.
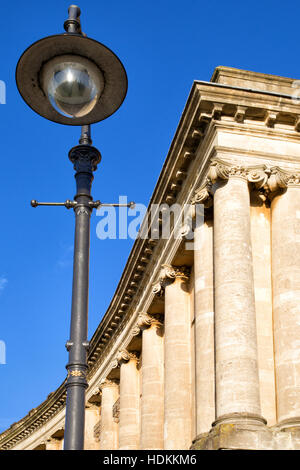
[
  {"x1": 96, "y1": 196, "x2": 205, "y2": 250},
  {"x1": 0, "y1": 341, "x2": 6, "y2": 365},
  {"x1": 0, "y1": 81, "x2": 6, "y2": 104}
]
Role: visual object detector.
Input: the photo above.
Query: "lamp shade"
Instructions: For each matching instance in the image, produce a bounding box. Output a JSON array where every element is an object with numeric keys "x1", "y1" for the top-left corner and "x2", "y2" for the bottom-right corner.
[{"x1": 16, "y1": 34, "x2": 128, "y2": 125}]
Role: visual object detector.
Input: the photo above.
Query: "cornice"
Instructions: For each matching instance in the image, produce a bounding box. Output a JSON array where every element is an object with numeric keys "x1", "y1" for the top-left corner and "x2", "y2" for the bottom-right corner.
[
  {"x1": 194, "y1": 81, "x2": 300, "y2": 118},
  {"x1": 0, "y1": 384, "x2": 66, "y2": 450}
]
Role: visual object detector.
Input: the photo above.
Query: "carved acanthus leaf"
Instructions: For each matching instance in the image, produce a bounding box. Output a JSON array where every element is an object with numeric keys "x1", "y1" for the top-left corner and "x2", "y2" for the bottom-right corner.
[
  {"x1": 137, "y1": 312, "x2": 163, "y2": 329},
  {"x1": 208, "y1": 160, "x2": 231, "y2": 182},
  {"x1": 179, "y1": 223, "x2": 193, "y2": 238},
  {"x1": 131, "y1": 325, "x2": 141, "y2": 337},
  {"x1": 287, "y1": 173, "x2": 300, "y2": 186},
  {"x1": 191, "y1": 179, "x2": 213, "y2": 207},
  {"x1": 116, "y1": 349, "x2": 139, "y2": 364},
  {"x1": 137, "y1": 313, "x2": 153, "y2": 328},
  {"x1": 266, "y1": 167, "x2": 300, "y2": 193},
  {"x1": 208, "y1": 159, "x2": 270, "y2": 189},
  {"x1": 110, "y1": 359, "x2": 119, "y2": 370},
  {"x1": 152, "y1": 264, "x2": 190, "y2": 296},
  {"x1": 247, "y1": 166, "x2": 269, "y2": 189}
]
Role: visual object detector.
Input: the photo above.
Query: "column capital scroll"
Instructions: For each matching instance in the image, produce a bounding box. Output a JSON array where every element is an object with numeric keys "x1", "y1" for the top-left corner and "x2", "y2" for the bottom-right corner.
[
  {"x1": 110, "y1": 358, "x2": 120, "y2": 370},
  {"x1": 99, "y1": 378, "x2": 119, "y2": 389},
  {"x1": 191, "y1": 179, "x2": 213, "y2": 208},
  {"x1": 116, "y1": 349, "x2": 140, "y2": 365},
  {"x1": 268, "y1": 167, "x2": 300, "y2": 191},
  {"x1": 152, "y1": 264, "x2": 190, "y2": 296},
  {"x1": 137, "y1": 312, "x2": 164, "y2": 329},
  {"x1": 208, "y1": 158, "x2": 268, "y2": 188}
]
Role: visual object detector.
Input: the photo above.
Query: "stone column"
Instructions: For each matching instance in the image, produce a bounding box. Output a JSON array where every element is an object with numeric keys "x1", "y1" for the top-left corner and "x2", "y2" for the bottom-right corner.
[
  {"x1": 99, "y1": 379, "x2": 119, "y2": 450},
  {"x1": 84, "y1": 404, "x2": 100, "y2": 450},
  {"x1": 135, "y1": 313, "x2": 164, "y2": 449},
  {"x1": 118, "y1": 350, "x2": 140, "y2": 450},
  {"x1": 210, "y1": 161, "x2": 264, "y2": 424},
  {"x1": 269, "y1": 169, "x2": 300, "y2": 427},
  {"x1": 191, "y1": 186, "x2": 215, "y2": 435},
  {"x1": 153, "y1": 265, "x2": 192, "y2": 449},
  {"x1": 250, "y1": 192, "x2": 276, "y2": 426}
]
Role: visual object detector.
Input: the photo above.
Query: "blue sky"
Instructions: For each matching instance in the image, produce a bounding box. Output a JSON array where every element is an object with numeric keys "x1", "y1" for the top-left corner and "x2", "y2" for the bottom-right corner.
[{"x1": 0, "y1": 0, "x2": 299, "y2": 432}]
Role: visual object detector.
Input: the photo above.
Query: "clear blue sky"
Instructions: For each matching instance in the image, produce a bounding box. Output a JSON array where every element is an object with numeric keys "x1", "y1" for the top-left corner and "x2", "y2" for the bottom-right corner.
[{"x1": 0, "y1": 0, "x2": 299, "y2": 433}]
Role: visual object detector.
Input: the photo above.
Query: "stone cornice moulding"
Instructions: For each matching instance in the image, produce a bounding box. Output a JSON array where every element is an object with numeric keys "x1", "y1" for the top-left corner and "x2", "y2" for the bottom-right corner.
[
  {"x1": 0, "y1": 385, "x2": 67, "y2": 450},
  {"x1": 194, "y1": 81, "x2": 300, "y2": 124},
  {"x1": 13, "y1": 410, "x2": 65, "y2": 451}
]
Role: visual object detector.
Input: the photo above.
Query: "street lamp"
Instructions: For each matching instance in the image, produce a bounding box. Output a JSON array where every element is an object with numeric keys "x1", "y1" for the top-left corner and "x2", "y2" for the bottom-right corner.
[{"x1": 16, "y1": 5, "x2": 132, "y2": 450}]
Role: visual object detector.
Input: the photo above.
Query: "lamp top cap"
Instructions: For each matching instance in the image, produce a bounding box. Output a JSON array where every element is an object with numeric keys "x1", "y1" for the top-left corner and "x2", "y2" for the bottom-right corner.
[{"x1": 68, "y1": 5, "x2": 81, "y2": 16}]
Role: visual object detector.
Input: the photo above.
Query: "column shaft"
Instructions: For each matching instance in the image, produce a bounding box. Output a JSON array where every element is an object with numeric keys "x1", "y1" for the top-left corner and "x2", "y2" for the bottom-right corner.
[
  {"x1": 271, "y1": 186, "x2": 300, "y2": 425},
  {"x1": 194, "y1": 215, "x2": 215, "y2": 434},
  {"x1": 119, "y1": 356, "x2": 140, "y2": 449},
  {"x1": 141, "y1": 321, "x2": 164, "y2": 449},
  {"x1": 84, "y1": 406, "x2": 100, "y2": 450},
  {"x1": 164, "y1": 272, "x2": 192, "y2": 449},
  {"x1": 99, "y1": 381, "x2": 119, "y2": 450},
  {"x1": 250, "y1": 201, "x2": 276, "y2": 426},
  {"x1": 214, "y1": 176, "x2": 262, "y2": 420}
]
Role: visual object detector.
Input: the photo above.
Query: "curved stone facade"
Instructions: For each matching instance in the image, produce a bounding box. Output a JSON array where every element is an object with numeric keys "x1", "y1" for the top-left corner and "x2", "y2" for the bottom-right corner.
[{"x1": 2, "y1": 66, "x2": 300, "y2": 450}]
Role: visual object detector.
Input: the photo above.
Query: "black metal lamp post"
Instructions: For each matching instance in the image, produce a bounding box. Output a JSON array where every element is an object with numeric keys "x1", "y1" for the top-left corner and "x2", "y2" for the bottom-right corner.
[{"x1": 16, "y1": 5, "x2": 132, "y2": 450}]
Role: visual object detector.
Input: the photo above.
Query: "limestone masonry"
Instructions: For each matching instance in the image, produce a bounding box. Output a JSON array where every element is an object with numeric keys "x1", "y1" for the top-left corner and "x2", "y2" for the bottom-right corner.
[{"x1": 1, "y1": 66, "x2": 300, "y2": 450}]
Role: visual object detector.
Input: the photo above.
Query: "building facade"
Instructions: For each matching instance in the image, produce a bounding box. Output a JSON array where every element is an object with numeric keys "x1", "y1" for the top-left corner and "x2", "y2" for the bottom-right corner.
[{"x1": 1, "y1": 66, "x2": 300, "y2": 450}]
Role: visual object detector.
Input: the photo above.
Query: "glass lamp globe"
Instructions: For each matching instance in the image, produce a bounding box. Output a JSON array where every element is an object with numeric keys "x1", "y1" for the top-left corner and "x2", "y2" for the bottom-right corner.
[{"x1": 41, "y1": 55, "x2": 104, "y2": 118}]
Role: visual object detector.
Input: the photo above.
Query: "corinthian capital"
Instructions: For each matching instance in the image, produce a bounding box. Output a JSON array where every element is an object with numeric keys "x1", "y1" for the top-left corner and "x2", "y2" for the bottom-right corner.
[
  {"x1": 130, "y1": 324, "x2": 142, "y2": 337},
  {"x1": 208, "y1": 158, "x2": 268, "y2": 189},
  {"x1": 116, "y1": 349, "x2": 139, "y2": 364},
  {"x1": 152, "y1": 264, "x2": 190, "y2": 296},
  {"x1": 99, "y1": 378, "x2": 119, "y2": 389},
  {"x1": 191, "y1": 179, "x2": 213, "y2": 208},
  {"x1": 131, "y1": 312, "x2": 164, "y2": 336},
  {"x1": 267, "y1": 167, "x2": 300, "y2": 193},
  {"x1": 138, "y1": 312, "x2": 163, "y2": 328}
]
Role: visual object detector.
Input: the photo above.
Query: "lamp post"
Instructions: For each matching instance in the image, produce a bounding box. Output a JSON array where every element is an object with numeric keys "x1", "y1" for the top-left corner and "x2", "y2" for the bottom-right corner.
[{"x1": 16, "y1": 5, "x2": 132, "y2": 450}]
